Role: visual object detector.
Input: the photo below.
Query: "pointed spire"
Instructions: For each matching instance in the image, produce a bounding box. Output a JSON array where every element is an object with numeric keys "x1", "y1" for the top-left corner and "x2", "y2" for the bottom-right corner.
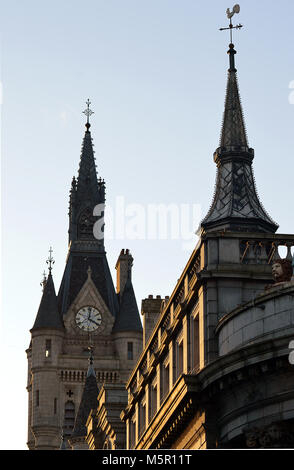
[
  {"x1": 113, "y1": 276, "x2": 142, "y2": 333},
  {"x1": 67, "y1": 100, "x2": 106, "y2": 245},
  {"x1": 58, "y1": 102, "x2": 119, "y2": 318},
  {"x1": 200, "y1": 13, "x2": 278, "y2": 234},
  {"x1": 71, "y1": 348, "x2": 99, "y2": 438},
  {"x1": 219, "y1": 43, "x2": 249, "y2": 151},
  {"x1": 31, "y1": 259, "x2": 64, "y2": 331}
]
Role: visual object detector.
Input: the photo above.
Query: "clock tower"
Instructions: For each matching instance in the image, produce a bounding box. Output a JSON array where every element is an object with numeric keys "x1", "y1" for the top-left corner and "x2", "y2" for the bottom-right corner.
[{"x1": 26, "y1": 103, "x2": 143, "y2": 450}]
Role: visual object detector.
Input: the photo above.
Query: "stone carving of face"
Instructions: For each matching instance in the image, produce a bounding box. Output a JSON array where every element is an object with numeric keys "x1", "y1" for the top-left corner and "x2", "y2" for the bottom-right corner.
[
  {"x1": 272, "y1": 262, "x2": 283, "y2": 282},
  {"x1": 271, "y1": 259, "x2": 293, "y2": 283}
]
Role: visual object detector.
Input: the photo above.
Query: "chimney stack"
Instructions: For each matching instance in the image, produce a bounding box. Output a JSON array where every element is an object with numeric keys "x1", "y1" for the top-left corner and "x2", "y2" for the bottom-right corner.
[
  {"x1": 141, "y1": 295, "x2": 164, "y2": 349},
  {"x1": 115, "y1": 249, "x2": 133, "y2": 297}
]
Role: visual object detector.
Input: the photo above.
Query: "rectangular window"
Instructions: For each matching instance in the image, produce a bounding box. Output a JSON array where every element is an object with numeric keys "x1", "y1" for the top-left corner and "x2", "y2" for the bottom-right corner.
[
  {"x1": 129, "y1": 417, "x2": 136, "y2": 449},
  {"x1": 175, "y1": 330, "x2": 184, "y2": 381},
  {"x1": 127, "y1": 342, "x2": 133, "y2": 360},
  {"x1": 54, "y1": 398, "x2": 57, "y2": 415},
  {"x1": 178, "y1": 341, "x2": 183, "y2": 377},
  {"x1": 36, "y1": 390, "x2": 39, "y2": 407},
  {"x1": 45, "y1": 339, "x2": 51, "y2": 358},
  {"x1": 160, "y1": 357, "x2": 170, "y2": 404},
  {"x1": 191, "y1": 314, "x2": 199, "y2": 373},
  {"x1": 149, "y1": 380, "x2": 157, "y2": 421},
  {"x1": 139, "y1": 397, "x2": 146, "y2": 438}
]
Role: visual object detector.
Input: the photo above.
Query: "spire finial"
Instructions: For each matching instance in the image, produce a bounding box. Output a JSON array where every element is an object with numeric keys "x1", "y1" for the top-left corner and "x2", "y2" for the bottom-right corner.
[
  {"x1": 40, "y1": 270, "x2": 47, "y2": 290},
  {"x1": 46, "y1": 246, "x2": 55, "y2": 273},
  {"x1": 219, "y1": 4, "x2": 243, "y2": 45},
  {"x1": 86, "y1": 343, "x2": 96, "y2": 377},
  {"x1": 83, "y1": 98, "x2": 94, "y2": 131}
]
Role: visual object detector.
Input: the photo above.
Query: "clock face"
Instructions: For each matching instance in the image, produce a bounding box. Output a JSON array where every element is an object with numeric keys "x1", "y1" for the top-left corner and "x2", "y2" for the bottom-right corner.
[{"x1": 75, "y1": 306, "x2": 102, "y2": 332}]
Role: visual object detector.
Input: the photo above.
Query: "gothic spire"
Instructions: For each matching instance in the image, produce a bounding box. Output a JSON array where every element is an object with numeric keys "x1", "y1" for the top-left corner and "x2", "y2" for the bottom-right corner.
[
  {"x1": 68, "y1": 100, "x2": 105, "y2": 246},
  {"x1": 58, "y1": 103, "x2": 119, "y2": 318},
  {"x1": 219, "y1": 43, "x2": 248, "y2": 150},
  {"x1": 200, "y1": 24, "x2": 278, "y2": 234}
]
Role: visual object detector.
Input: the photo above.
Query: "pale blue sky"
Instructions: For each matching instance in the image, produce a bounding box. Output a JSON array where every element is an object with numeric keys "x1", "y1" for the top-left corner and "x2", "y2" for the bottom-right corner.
[{"x1": 1, "y1": 0, "x2": 294, "y2": 449}]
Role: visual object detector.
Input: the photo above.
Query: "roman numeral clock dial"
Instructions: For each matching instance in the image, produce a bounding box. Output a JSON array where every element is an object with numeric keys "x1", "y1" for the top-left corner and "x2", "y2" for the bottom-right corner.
[{"x1": 75, "y1": 306, "x2": 102, "y2": 332}]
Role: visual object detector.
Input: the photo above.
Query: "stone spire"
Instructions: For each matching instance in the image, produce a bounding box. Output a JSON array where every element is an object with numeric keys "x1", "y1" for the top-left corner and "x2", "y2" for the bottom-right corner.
[
  {"x1": 68, "y1": 103, "x2": 106, "y2": 246},
  {"x1": 58, "y1": 103, "x2": 119, "y2": 318},
  {"x1": 200, "y1": 43, "x2": 278, "y2": 234},
  {"x1": 219, "y1": 44, "x2": 248, "y2": 150},
  {"x1": 69, "y1": 348, "x2": 99, "y2": 447}
]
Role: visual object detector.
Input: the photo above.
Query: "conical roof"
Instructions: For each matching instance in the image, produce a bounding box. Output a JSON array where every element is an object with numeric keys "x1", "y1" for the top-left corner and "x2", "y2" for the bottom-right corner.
[
  {"x1": 31, "y1": 273, "x2": 64, "y2": 331},
  {"x1": 71, "y1": 358, "x2": 99, "y2": 438},
  {"x1": 219, "y1": 45, "x2": 248, "y2": 150},
  {"x1": 113, "y1": 277, "x2": 142, "y2": 333}
]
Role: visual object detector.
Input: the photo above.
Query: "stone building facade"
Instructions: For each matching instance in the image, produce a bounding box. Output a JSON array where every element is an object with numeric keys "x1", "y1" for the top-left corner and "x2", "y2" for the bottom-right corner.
[
  {"x1": 26, "y1": 115, "x2": 143, "y2": 450},
  {"x1": 120, "y1": 42, "x2": 294, "y2": 449}
]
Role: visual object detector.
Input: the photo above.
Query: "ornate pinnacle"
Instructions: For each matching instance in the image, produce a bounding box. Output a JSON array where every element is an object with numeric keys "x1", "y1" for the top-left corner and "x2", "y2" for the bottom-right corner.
[{"x1": 40, "y1": 270, "x2": 47, "y2": 290}]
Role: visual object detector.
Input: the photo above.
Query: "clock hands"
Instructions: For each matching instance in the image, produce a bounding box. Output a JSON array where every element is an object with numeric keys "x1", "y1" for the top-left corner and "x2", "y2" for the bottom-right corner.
[{"x1": 76, "y1": 307, "x2": 102, "y2": 331}]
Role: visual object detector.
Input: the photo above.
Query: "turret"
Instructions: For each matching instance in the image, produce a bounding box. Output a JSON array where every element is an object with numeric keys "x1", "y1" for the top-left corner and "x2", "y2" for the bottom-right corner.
[{"x1": 29, "y1": 249, "x2": 64, "y2": 450}]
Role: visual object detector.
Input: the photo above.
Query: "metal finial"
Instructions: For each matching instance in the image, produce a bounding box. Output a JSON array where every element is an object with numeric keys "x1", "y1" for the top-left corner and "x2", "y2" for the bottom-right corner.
[
  {"x1": 83, "y1": 98, "x2": 94, "y2": 130},
  {"x1": 219, "y1": 4, "x2": 243, "y2": 44},
  {"x1": 87, "y1": 343, "x2": 96, "y2": 377},
  {"x1": 40, "y1": 270, "x2": 47, "y2": 290},
  {"x1": 46, "y1": 246, "x2": 55, "y2": 273}
]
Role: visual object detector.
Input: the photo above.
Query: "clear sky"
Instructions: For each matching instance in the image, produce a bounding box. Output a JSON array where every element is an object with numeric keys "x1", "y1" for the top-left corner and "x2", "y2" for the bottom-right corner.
[{"x1": 1, "y1": 0, "x2": 293, "y2": 450}]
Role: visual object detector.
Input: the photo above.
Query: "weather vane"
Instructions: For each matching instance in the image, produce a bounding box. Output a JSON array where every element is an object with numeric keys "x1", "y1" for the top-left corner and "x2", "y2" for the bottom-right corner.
[
  {"x1": 46, "y1": 246, "x2": 55, "y2": 273},
  {"x1": 219, "y1": 4, "x2": 243, "y2": 44},
  {"x1": 83, "y1": 98, "x2": 94, "y2": 128}
]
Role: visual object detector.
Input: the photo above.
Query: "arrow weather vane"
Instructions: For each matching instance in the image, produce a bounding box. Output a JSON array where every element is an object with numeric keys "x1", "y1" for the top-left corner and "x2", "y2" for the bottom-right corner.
[{"x1": 219, "y1": 4, "x2": 243, "y2": 44}]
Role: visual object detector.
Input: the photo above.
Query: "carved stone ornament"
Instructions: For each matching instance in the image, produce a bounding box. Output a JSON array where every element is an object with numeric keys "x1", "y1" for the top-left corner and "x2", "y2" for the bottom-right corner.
[
  {"x1": 245, "y1": 421, "x2": 294, "y2": 448},
  {"x1": 271, "y1": 258, "x2": 293, "y2": 283}
]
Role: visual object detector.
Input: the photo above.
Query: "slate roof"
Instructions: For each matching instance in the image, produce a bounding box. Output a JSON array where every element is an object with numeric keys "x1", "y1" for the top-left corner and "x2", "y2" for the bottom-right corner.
[
  {"x1": 71, "y1": 364, "x2": 99, "y2": 438},
  {"x1": 57, "y1": 252, "x2": 119, "y2": 317},
  {"x1": 112, "y1": 277, "x2": 142, "y2": 333},
  {"x1": 31, "y1": 273, "x2": 64, "y2": 331}
]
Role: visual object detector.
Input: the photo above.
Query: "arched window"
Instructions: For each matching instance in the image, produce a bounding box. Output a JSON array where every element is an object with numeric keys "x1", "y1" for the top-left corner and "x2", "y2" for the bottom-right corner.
[
  {"x1": 77, "y1": 207, "x2": 96, "y2": 240},
  {"x1": 63, "y1": 400, "x2": 75, "y2": 439}
]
